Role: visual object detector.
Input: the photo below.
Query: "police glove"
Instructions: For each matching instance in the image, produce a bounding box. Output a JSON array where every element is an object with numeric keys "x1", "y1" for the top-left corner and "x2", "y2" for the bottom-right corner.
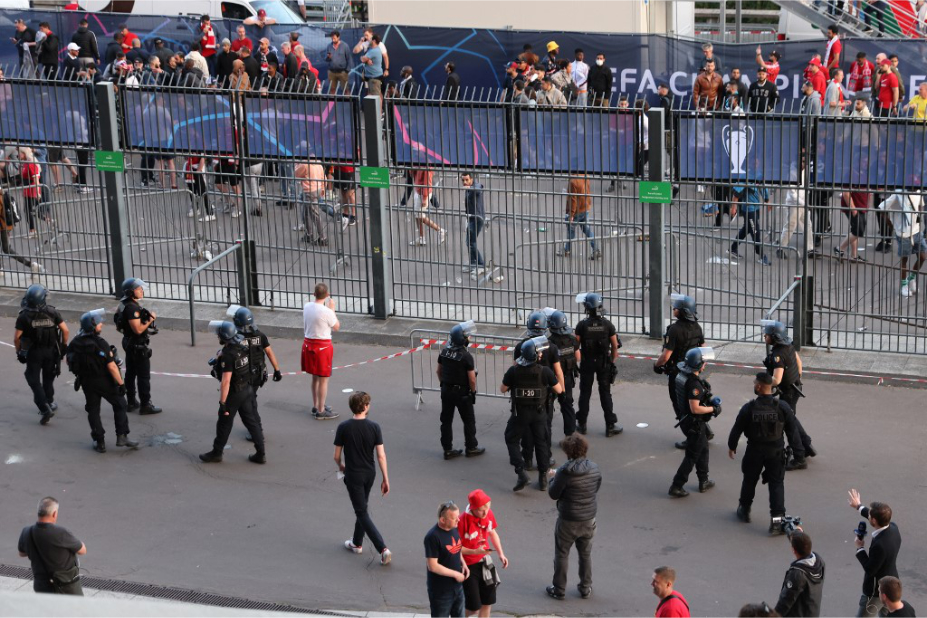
[
  {"x1": 572, "y1": 366, "x2": 580, "y2": 379},
  {"x1": 469, "y1": 390, "x2": 477, "y2": 405},
  {"x1": 710, "y1": 396, "x2": 722, "y2": 417},
  {"x1": 117, "y1": 384, "x2": 127, "y2": 397},
  {"x1": 16, "y1": 350, "x2": 27, "y2": 364},
  {"x1": 273, "y1": 369, "x2": 282, "y2": 382},
  {"x1": 653, "y1": 364, "x2": 664, "y2": 375},
  {"x1": 218, "y1": 401, "x2": 229, "y2": 416},
  {"x1": 616, "y1": 337, "x2": 623, "y2": 349}
]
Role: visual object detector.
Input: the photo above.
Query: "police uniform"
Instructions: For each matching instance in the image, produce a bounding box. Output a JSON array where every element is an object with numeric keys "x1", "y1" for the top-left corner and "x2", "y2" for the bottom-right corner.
[
  {"x1": 502, "y1": 362, "x2": 558, "y2": 481},
  {"x1": 437, "y1": 342, "x2": 479, "y2": 454},
  {"x1": 728, "y1": 394, "x2": 804, "y2": 520},
  {"x1": 671, "y1": 371, "x2": 712, "y2": 491},
  {"x1": 116, "y1": 298, "x2": 153, "y2": 408},
  {"x1": 766, "y1": 343, "x2": 814, "y2": 457},
  {"x1": 663, "y1": 319, "x2": 704, "y2": 415},
  {"x1": 206, "y1": 340, "x2": 265, "y2": 459},
  {"x1": 241, "y1": 328, "x2": 271, "y2": 431},
  {"x1": 548, "y1": 331, "x2": 577, "y2": 435},
  {"x1": 16, "y1": 303, "x2": 64, "y2": 416},
  {"x1": 575, "y1": 314, "x2": 618, "y2": 431},
  {"x1": 514, "y1": 338, "x2": 560, "y2": 466},
  {"x1": 67, "y1": 332, "x2": 130, "y2": 448}
]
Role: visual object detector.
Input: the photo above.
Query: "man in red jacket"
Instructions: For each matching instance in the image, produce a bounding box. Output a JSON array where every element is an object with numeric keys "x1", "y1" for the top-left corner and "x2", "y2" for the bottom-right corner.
[
  {"x1": 118, "y1": 24, "x2": 137, "y2": 54},
  {"x1": 808, "y1": 58, "x2": 827, "y2": 100},
  {"x1": 652, "y1": 566, "x2": 690, "y2": 617},
  {"x1": 199, "y1": 14, "x2": 217, "y2": 78}
]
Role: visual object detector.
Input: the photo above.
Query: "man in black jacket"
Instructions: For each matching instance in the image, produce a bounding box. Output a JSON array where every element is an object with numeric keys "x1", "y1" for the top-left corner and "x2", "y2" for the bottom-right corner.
[
  {"x1": 399, "y1": 66, "x2": 418, "y2": 98},
  {"x1": 36, "y1": 23, "x2": 59, "y2": 79},
  {"x1": 70, "y1": 19, "x2": 98, "y2": 67},
  {"x1": 747, "y1": 66, "x2": 779, "y2": 113},
  {"x1": 445, "y1": 61, "x2": 461, "y2": 100},
  {"x1": 848, "y1": 489, "x2": 901, "y2": 617},
  {"x1": 588, "y1": 53, "x2": 613, "y2": 106},
  {"x1": 775, "y1": 531, "x2": 825, "y2": 617},
  {"x1": 103, "y1": 33, "x2": 123, "y2": 70},
  {"x1": 546, "y1": 434, "x2": 601, "y2": 601}
]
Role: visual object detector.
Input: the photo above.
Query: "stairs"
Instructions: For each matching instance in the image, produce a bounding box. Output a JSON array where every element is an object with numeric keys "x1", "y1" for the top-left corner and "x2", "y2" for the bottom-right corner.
[{"x1": 773, "y1": 0, "x2": 920, "y2": 39}]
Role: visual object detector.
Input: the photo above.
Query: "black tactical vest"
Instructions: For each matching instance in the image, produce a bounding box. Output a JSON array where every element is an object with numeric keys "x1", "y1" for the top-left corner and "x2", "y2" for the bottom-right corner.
[
  {"x1": 20, "y1": 307, "x2": 57, "y2": 349},
  {"x1": 746, "y1": 396, "x2": 785, "y2": 444},
  {"x1": 769, "y1": 343, "x2": 800, "y2": 388},
  {"x1": 66, "y1": 334, "x2": 108, "y2": 379},
  {"x1": 439, "y1": 345, "x2": 470, "y2": 386},
  {"x1": 666, "y1": 319, "x2": 704, "y2": 368},
  {"x1": 579, "y1": 317, "x2": 610, "y2": 357},
  {"x1": 243, "y1": 331, "x2": 267, "y2": 379},
  {"x1": 512, "y1": 364, "x2": 546, "y2": 418},
  {"x1": 224, "y1": 343, "x2": 252, "y2": 392},
  {"x1": 549, "y1": 333, "x2": 576, "y2": 372}
]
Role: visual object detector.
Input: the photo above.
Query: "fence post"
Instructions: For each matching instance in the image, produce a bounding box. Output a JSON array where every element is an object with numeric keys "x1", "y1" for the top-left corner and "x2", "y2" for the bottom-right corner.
[
  {"x1": 95, "y1": 82, "x2": 132, "y2": 294},
  {"x1": 362, "y1": 95, "x2": 392, "y2": 320},
  {"x1": 647, "y1": 108, "x2": 666, "y2": 339},
  {"x1": 792, "y1": 275, "x2": 804, "y2": 350}
]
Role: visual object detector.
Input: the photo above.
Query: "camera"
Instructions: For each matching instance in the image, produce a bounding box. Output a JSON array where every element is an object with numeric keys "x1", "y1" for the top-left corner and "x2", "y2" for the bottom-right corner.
[
  {"x1": 772, "y1": 515, "x2": 803, "y2": 536},
  {"x1": 110, "y1": 345, "x2": 123, "y2": 368},
  {"x1": 855, "y1": 521, "x2": 868, "y2": 541}
]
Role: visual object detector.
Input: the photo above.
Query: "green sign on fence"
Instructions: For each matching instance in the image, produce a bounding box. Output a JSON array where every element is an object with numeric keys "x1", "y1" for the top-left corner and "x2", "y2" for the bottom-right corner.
[
  {"x1": 359, "y1": 166, "x2": 390, "y2": 189},
  {"x1": 638, "y1": 181, "x2": 673, "y2": 204},
  {"x1": 95, "y1": 150, "x2": 125, "y2": 173}
]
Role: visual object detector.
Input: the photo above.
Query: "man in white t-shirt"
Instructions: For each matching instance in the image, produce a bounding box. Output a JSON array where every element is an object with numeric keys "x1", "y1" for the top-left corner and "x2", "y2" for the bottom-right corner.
[
  {"x1": 878, "y1": 192, "x2": 927, "y2": 297},
  {"x1": 302, "y1": 283, "x2": 340, "y2": 419}
]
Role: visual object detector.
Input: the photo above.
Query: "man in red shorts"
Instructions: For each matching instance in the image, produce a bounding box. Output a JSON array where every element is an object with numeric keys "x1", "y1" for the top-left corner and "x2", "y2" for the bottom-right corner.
[{"x1": 302, "y1": 283, "x2": 340, "y2": 419}]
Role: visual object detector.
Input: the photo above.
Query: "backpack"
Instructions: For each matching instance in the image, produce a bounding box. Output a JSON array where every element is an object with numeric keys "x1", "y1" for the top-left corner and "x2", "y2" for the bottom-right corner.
[{"x1": 3, "y1": 192, "x2": 20, "y2": 225}]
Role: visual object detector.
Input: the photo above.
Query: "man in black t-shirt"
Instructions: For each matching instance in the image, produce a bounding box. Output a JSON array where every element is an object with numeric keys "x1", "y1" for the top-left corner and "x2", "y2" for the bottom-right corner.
[
  {"x1": 334, "y1": 392, "x2": 392, "y2": 566},
  {"x1": 424, "y1": 501, "x2": 468, "y2": 617},
  {"x1": 18, "y1": 497, "x2": 86, "y2": 594},
  {"x1": 879, "y1": 577, "x2": 916, "y2": 617}
]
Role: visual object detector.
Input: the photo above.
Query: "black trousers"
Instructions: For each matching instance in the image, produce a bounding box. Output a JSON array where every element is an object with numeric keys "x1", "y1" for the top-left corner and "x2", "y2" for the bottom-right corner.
[
  {"x1": 24, "y1": 347, "x2": 57, "y2": 412},
  {"x1": 344, "y1": 472, "x2": 386, "y2": 553},
  {"x1": 82, "y1": 379, "x2": 129, "y2": 442},
  {"x1": 672, "y1": 422, "x2": 709, "y2": 487},
  {"x1": 250, "y1": 381, "x2": 265, "y2": 433},
  {"x1": 122, "y1": 340, "x2": 151, "y2": 403},
  {"x1": 505, "y1": 412, "x2": 549, "y2": 474},
  {"x1": 521, "y1": 399, "x2": 554, "y2": 464},
  {"x1": 440, "y1": 385, "x2": 478, "y2": 451},
  {"x1": 779, "y1": 388, "x2": 812, "y2": 457},
  {"x1": 577, "y1": 362, "x2": 616, "y2": 427},
  {"x1": 809, "y1": 189, "x2": 831, "y2": 242},
  {"x1": 556, "y1": 371, "x2": 577, "y2": 435},
  {"x1": 739, "y1": 444, "x2": 786, "y2": 516},
  {"x1": 212, "y1": 386, "x2": 265, "y2": 454}
]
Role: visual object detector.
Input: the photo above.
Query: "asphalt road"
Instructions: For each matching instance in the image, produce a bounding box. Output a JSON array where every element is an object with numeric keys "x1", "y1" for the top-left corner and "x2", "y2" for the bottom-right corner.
[{"x1": 1, "y1": 316, "x2": 925, "y2": 617}]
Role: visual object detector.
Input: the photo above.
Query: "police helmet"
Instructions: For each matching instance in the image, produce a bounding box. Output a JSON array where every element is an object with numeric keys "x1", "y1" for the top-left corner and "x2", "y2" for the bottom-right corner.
[
  {"x1": 678, "y1": 346, "x2": 715, "y2": 373},
  {"x1": 79, "y1": 308, "x2": 106, "y2": 334},
  {"x1": 548, "y1": 310, "x2": 572, "y2": 335},
  {"x1": 577, "y1": 292, "x2": 603, "y2": 315},
  {"x1": 761, "y1": 319, "x2": 790, "y2": 345},
  {"x1": 208, "y1": 320, "x2": 243, "y2": 344},
  {"x1": 525, "y1": 311, "x2": 548, "y2": 336},
  {"x1": 449, "y1": 320, "x2": 476, "y2": 347},
  {"x1": 671, "y1": 293, "x2": 698, "y2": 321},
  {"x1": 227, "y1": 305, "x2": 255, "y2": 333},
  {"x1": 121, "y1": 277, "x2": 148, "y2": 298},
  {"x1": 23, "y1": 284, "x2": 47, "y2": 309},
  {"x1": 517, "y1": 338, "x2": 540, "y2": 366}
]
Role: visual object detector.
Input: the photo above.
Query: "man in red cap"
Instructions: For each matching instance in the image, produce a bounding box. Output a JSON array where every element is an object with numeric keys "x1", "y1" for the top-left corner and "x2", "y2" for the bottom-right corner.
[
  {"x1": 458, "y1": 490, "x2": 508, "y2": 617},
  {"x1": 876, "y1": 58, "x2": 899, "y2": 116},
  {"x1": 807, "y1": 57, "x2": 827, "y2": 100}
]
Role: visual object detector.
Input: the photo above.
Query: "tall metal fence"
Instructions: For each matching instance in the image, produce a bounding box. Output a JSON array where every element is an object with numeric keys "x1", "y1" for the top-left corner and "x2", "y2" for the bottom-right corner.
[{"x1": 3, "y1": 74, "x2": 927, "y2": 355}]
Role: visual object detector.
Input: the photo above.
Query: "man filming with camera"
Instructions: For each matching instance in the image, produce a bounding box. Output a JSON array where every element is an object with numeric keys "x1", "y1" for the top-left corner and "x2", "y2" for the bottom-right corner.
[
  {"x1": 774, "y1": 531, "x2": 825, "y2": 617},
  {"x1": 847, "y1": 489, "x2": 901, "y2": 617}
]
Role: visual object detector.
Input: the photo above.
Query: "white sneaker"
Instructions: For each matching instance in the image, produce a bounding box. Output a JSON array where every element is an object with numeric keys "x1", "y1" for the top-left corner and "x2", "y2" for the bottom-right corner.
[
  {"x1": 461, "y1": 266, "x2": 474, "y2": 273},
  {"x1": 380, "y1": 548, "x2": 392, "y2": 566},
  {"x1": 31, "y1": 262, "x2": 44, "y2": 274},
  {"x1": 439, "y1": 229, "x2": 447, "y2": 244},
  {"x1": 343, "y1": 540, "x2": 363, "y2": 554},
  {"x1": 230, "y1": 210, "x2": 240, "y2": 218},
  {"x1": 902, "y1": 282, "x2": 912, "y2": 297},
  {"x1": 909, "y1": 276, "x2": 918, "y2": 293},
  {"x1": 187, "y1": 209, "x2": 195, "y2": 218},
  {"x1": 410, "y1": 237, "x2": 426, "y2": 246},
  {"x1": 341, "y1": 215, "x2": 350, "y2": 231},
  {"x1": 293, "y1": 223, "x2": 306, "y2": 232},
  {"x1": 199, "y1": 214, "x2": 217, "y2": 222},
  {"x1": 472, "y1": 267, "x2": 486, "y2": 276},
  {"x1": 77, "y1": 186, "x2": 91, "y2": 194}
]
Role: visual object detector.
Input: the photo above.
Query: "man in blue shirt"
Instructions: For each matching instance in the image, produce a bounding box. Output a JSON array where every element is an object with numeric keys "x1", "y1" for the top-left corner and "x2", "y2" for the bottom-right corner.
[
  {"x1": 325, "y1": 30, "x2": 351, "y2": 94},
  {"x1": 461, "y1": 173, "x2": 485, "y2": 276},
  {"x1": 360, "y1": 33, "x2": 384, "y2": 96},
  {"x1": 729, "y1": 185, "x2": 772, "y2": 266}
]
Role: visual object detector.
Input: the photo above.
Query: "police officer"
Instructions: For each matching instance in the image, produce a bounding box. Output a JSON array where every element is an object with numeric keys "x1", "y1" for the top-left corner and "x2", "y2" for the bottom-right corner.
[
  {"x1": 762, "y1": 320, "x2": 815, "y2": 470},
  {"x1": 435, "y1": 320, "x2": 484, "y2": 460},
  {"x1": 66, "y1": 309, "x2": 139, "y2": 453},
  {"x1": 199, "y1": 321, "x2": 266, "y2": 464},
  {"x1": 547, "y1": 309, "x2": 578, "y2": 436},
  {"x1": 728, "y1": 373, "x2": 805, "y2": 535},
  {"x1": 668, "y1": 347, "x2": 720, "y2": 498},
  {"x1": 652, "y1": 294, "x2": 708, "y2": 449},
  {"x1": 501, "y1": 338, "x2": 563, "y2": 492},
  {"x1": 115, "y1": 278, "x2": 162, "y2": 416},
  {"x1": 514, "y1": 311, "x2": 563, "y2": 470},
  {"x1": 13, "y1": 284, "x2": 69, "y2": 425},
  {"x1": 228, "y1": 305, "x2": 282, "y2": 442},
  {"x1": 574, "y1": 293, "x2": 622, "y2": 437}
]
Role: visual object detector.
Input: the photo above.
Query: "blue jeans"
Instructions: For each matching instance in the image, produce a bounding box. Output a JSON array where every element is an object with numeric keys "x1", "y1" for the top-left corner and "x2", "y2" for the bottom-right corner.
[
  {"x1": 428, "y1": 583, "x2": 465, "y2": 617},
  {"x1": 565, "y1": 212, "x2": 596, "y2": 252},
  {"x1": 467, "y1": 217, "x2": 484, "y2": 267},
  {"x1": 280, "y1": 163, "x2": 297, "y2": 200}
]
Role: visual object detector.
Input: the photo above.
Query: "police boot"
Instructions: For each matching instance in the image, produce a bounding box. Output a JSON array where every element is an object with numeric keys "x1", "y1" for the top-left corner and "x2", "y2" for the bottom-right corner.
[
  {"x1": 48, "y1": 401, "x2": 58, "y2": 411},
  {"x1": 577, "y1": 423, "x2": 587, "y2": 435},
  {"x1": 199, "y1": 450, "x2": 223, "y2": 463},
  {"x1": 605, "y1": 424, "x2": 623, "y2": 437},
  {"x1": 512, "y1": 470, "x2": 530, "y2": 492},
  {"x1": 698, "y1": 479, "x2": 716, "y2": 493},
  {"x1": 465, "y1": 447, "x2": 485, "y2": 457},
  {"x1": 116, "y1": 434, "x2": 139, "y2": 449},
  {"x1": 443, "y1": 449, "x2": 463, "y2": 461},
  {"x1": 736, "y1": 504, "x2": 751, "y2": 523},
  {"x1": 769, "y1": 517, "x2": 786, "y2": 536},
  {"x1": 668, "y1": 485, "x2": 689, "y2": 498},
  {"x1": 127, "y1": 395, "x2": 140, "y2": 412},
  {"x1": 805, "y1": 444, "x2": 818, "y2": 458},
  {"x1": 248, "y1": 452, "x2": 266, "y2": 464},
  {"x1": 675, "y1": 439, "x2": 688, "y2": 450},
  {"x1": 538, "y1": 473, "x2": 549, "y2": 491},
  {"x1": 39, "y1": 404, "x2": 55, "y2": 426},
  {"x1": 524, "y1": 458, "x2": 536, "y2": 471},
  {"x1": 139, "y1": 401, "x2": 162, "y2": 415},
  {"x1": 786, "y1": 458, "x2": 808, "y2": 471},
  {"x1": 92, "y1": 440, "x2": 106, "y2": 454}
]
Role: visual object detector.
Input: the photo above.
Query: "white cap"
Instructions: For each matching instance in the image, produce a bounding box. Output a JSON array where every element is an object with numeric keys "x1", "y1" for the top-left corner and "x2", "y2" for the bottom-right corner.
[{"x1": 67, "y1": 42, "x2": 80, "y2": 51}]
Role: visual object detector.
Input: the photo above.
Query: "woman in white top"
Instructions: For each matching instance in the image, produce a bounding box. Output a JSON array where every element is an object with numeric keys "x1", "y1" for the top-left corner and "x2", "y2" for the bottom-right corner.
[{"x1": 302, "y1": 282, "x2": 340, "y2": 419}]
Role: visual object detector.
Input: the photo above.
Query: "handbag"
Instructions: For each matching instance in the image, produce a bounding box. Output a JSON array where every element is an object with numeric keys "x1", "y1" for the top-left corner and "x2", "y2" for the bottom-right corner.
[
  {"x1": 30, "y1": 526, "x2": 83, "y2": 595},
  {"x1": 3, "y1": 192, "x2": 20, "y2": 225},
  {"x1": 481, "y1": 554, "x2": 501, "y2": 588}
]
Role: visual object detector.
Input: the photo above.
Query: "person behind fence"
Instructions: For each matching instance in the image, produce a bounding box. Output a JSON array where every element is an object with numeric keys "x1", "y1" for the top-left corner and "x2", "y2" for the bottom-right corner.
[
  {"x1": 0, "y1": 185, "x2": 42, "y2": 277},
  {"x1": 461, "y1": 172, "x2": 485, "y2": 276},
  {"x1": 436, "y1": 321, "x2": 484, "y2": 461},
  {"x1": 184, "y1": 154, "x2": 215, "y2": 222},
  {"x1": 546, "y1": 434, "x2": 600, "y2": 601},
  {"x1": 879, "y1": 577, "x2": 915, "y2": 618},
  {"x1": 668, "y1": 347, "x2": 720, "y2": 499},
  {"x1": 199, "y1": 321, "x2": 266, "y2": 465},
  {"x1": 14, "y1": 284, "x2": 68, "y2": 426},
  {"x1": 877, "y1": 191, "x2": 927, "y2": 298},
  {"x1": 774, "y1": 531, "x2": 825, "y2": 618},
  {"x1": 18, "y1": 497, "x2": 86, "y2": 596},
  {"x1": 458, "y1": 489, "x2": 507, "y2": 617},
  {"x1": 501, "y1": 337, "x2": 563, "y2": 492},
  {"x1": 229, "y1": 305, "x2": 282, "y2": 443},
  {"x1": 653, "y1": 294, "x2": 706, "y2": 449},
  {"x1": 557, "y1": 174, "x2": 600, "y2": 260},
  {"x1": 410, "y1": 168, "x2": 446, "y2": 246},
  {"x1": 547, "y1": 309, "x2": 578, "y2": 437},
  {"x1": 513, "y1": 312, "x2": 562, "y2": 471},
  {"x1": 847, "y1": 489, "x2": 901, "y2": 618},
  {"x1": 574, "y1": 293, "x2": 621, "y2": 437},
  {"x1": 67, "y1": 309, "x2": 139, "y2": 453},
  {"x1": 729, "y1": 185, "x2": 772, "y2": 266},
  {"x1": 728, "y1": 373, "x2": 805, "y2": 535},
  {"x1": 761, "y1": 320, "x2": 815, "y2": 471},
  {"x1": 116, "y1": 278, "x2": 162, "y2": 416},
  {"x1": 296, "y1": 160, "x2": 329, "y2": 246},
  {"x1": 833, "y1": 191, "x2": 868, "y2": 263}
]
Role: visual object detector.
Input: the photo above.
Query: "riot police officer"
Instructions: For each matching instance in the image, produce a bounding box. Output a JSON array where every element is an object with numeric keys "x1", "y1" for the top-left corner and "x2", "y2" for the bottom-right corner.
[
  {"x1": 13, "y1": 284, "x2": 69, "y2": 425},
  {"x1": 547, "y1": 309, "x2": 578, "y2": 436},
  {"x1": 228, "y1": 305, "x2": 282, "y2": 442},
  {"x1": 115, "y1": 278, "x2": 162, "y2": 415},
  {"x1": 501, "y1": 338, "x2": 563, "y2": 492},
  {"x1": 199, "y1": 321, "x2": 266, "y2": 464},
  {"x1": 762, "y1": 320, "x2": 815, "y2": 470},
  {"x1": 66, "y1": 309, "x2": 139, "y2": 453},
  {"x1": 435, "y1": 320, "x2": 484, "y2": 460},
  {"x1": 668, "y1": 347, "x2": 720, "y2": 498},
  {"x1": 514, "y1": 311, "x2": 563, "y2": 470},
  {"x1": 574, "y1": 293, "x2": 622, "y2": 437},
  {"x1": 728, "y1": 373, "x2": 805, "y2": 535},
  {"x1": 652, "y1": 294, "x2": 708, "y2": 449}
]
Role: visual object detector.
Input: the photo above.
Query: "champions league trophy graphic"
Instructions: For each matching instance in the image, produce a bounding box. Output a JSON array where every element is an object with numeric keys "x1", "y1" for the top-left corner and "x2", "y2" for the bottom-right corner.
[{"x1": 722, "y1": 123, "x2": 754, "y2": 175}]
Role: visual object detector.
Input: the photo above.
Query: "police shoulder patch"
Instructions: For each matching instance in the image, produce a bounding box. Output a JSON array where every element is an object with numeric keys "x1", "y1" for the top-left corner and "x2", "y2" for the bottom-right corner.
[
  {"x1": 775, "y1": 356, "x2": 780, "y2": 362},
  {"x1": 787, "y1": 582, "x2": 793, "y2": 589},
  {"x1": 131, "y1": 311, "x2": 140, "y2": 318},
  {"x1": 692, "y1": 388, "x2": 701, "y2": 397}
]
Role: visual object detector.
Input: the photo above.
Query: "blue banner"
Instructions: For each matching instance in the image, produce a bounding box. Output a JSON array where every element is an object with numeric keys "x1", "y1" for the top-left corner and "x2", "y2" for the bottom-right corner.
[
  {"x1": 677, "y1": 114, "x2": 801, "y2": 184},
  {"x1": 0, "y1": 81, "x2": 91, "y2": 146},
  {"x1": 122, "y1": 89, "x2": 235, "y2": 154},
  {"x1": 390, "y1": 103, "x2": 507, "y2": 168},
  {"x1": 815, "y1": 118, "x2": 927, "y2": 189},
  {"x1": 519, "y1": 109, "x2": 635, "y2": 175},
  {"x1": 245, "y1": 95, "x2": 356, "y2": 161}
]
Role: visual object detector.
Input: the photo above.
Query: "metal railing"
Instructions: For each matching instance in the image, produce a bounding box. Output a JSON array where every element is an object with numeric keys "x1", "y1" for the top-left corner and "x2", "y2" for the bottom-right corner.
[{"x1": 187, "y1": 241, "x2": 244, "y2": 346}]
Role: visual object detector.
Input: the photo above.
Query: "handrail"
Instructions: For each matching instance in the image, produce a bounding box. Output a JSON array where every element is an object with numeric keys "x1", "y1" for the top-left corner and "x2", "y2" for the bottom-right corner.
[{"x1": 187, "y1": 241, "x2": 242, "y2": 346}]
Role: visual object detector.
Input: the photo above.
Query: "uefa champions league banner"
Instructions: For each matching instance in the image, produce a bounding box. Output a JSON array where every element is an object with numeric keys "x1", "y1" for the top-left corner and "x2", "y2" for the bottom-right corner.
[
  {"x1": 122, "y1": 89, "x2": 237, "y2": 154},
  {"x1": 244, "y1": 95, "x2": 356, "y2": 161},
  {"x1": 519, "y1": 108, "x2": 636, "y2": 175},
  {"x1": 0, "y1": 81, "x2": 92, "y2": 146},
  {"x1": 390, "y1": 103, "x2": 508, "y2": 168}
]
